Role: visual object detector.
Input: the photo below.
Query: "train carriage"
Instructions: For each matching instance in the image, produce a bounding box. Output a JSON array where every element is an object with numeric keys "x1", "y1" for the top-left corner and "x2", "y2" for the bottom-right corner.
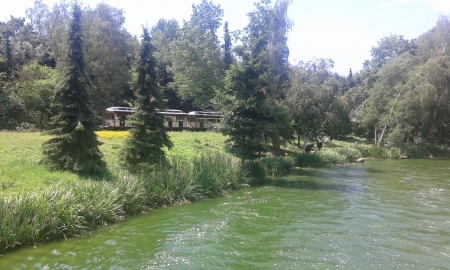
[
  {"x1": 101, "y1": 107, "x2": 136, "y2": 129},
  {"x1": 187, "y1": 111, "x2": 222, "y2": 131},
  {"x1": 100, "y1": 107, "x2": 221, "y2": 131}
]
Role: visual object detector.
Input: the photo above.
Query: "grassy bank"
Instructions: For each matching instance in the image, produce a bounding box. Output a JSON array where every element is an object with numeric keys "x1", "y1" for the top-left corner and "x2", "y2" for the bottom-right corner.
[
  {"x1": 0, "y1": 152, "x2": 245, "y2": 252},
  {"x1": 0, "y1": 131, "x2": 244, "y2": 252},
  {"x1": 1, "y1": 131, "x2": 449, "y2": 253}
]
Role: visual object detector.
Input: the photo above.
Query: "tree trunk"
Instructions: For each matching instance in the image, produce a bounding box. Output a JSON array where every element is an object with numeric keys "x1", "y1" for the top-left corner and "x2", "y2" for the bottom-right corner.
[
  {"x1": 377, "y1": 88, "x2": 403, "y2": 148},
  {"x1": 302, "y1": 129, "x2": 313, "y2": 154},
  {"x1": 374, "y1": 128, "x2": 377, "y2": 147}
]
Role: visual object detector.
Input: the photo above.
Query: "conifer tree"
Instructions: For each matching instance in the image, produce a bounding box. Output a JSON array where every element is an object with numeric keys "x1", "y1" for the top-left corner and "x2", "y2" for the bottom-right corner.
[
  {"x1": 5, "y1": 37, "x2": 13, "y2": 77},
  {"x1": 41, "y1": 3, "x2": 106, "y2": 174},
  {"x1": 120, "y1": 27, "x2": 172, "y2": 172},
  {"x1": 223, "y1": 21, "x2": 232, "y2": 71}
]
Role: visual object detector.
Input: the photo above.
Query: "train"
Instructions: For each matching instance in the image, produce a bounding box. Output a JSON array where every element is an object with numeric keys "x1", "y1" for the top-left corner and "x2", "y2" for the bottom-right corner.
[{"x1": 100, "y1": 107, "x2": 222, "y2": 131}]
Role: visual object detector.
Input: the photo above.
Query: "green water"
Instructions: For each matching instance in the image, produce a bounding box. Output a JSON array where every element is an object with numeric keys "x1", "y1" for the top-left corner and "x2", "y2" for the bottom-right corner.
[{"x1": 2, "y1": 159, "x2": 450, "y2": 269}]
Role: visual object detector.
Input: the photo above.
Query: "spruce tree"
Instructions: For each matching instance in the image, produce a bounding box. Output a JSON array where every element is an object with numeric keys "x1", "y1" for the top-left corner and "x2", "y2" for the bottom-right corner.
[
  {"x1": 41, "y1": 3, "x2": 106, "y2": 174},
  {"x1": 5, "y1": 37, "x2": 13, "y2": 77},
  {"x1": 223, "y1": 21, "x2": 232, "y2": 71},
  {"x1": 120, "y1": 27, "x2": 172, "y2": 172}
]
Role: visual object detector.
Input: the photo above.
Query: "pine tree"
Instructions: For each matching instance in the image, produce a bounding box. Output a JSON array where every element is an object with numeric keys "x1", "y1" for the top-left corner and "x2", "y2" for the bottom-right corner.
[
  {"x1": 41, "y1": 3, "x2": 106, "y2": 174},
  {"x1": 5, "y1": 37, "x2": 13, "y2": 77},
  {"x1": 223, "y1": 21, "x2": 232, "y2": 71},
  {"x1": 120, "y1": 27, "x2": 173, "y2": 172}
]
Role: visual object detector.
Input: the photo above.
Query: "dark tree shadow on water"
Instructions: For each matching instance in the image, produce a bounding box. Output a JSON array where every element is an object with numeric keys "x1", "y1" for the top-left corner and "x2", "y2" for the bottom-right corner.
[
  {"x1": 269, "y1": 178, "x2": 364, "y2": 193},
  {"x1": 261, "y1": 167, "x2": 367, "y2": 193}
]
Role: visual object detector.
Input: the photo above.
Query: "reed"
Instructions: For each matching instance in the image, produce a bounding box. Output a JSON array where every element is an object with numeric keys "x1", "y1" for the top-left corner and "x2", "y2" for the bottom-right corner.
[
  {"x1": 0, "y1": 151, "x2": 247, "y2": 252},
  {"x1": 259, "y1": 156, "x2": 296, "y2": 176}
]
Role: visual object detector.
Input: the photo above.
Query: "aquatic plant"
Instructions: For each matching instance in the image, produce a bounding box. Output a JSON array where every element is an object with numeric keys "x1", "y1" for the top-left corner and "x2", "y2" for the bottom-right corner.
[
  {"x1": 0, "y1": 151, "x2": 247, "y2": 253},
  {"x1": 259, "y1": 156, "x2": 296, "y2": 176}
]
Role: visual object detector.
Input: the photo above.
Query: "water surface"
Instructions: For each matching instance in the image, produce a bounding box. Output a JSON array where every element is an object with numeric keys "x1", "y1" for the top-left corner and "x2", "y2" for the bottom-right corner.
[{"x1": 2, "y1": 159, "x2": 450, "y2": 269}]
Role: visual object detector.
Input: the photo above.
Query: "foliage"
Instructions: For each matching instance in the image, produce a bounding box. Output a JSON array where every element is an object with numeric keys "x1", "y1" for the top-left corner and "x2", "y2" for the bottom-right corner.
[
  {"x1": 150, "y1": 19, "x2": 180, "y2": 108},
  {"x1": 16, "y1": 61, "x2": 57, "y2": 129},
  {"x1": 83, "y1": 3, "x2": 133, "y2": 110},
  {"x1": 0, "y1": 150, "x2": 247, "y2": 253},
  {"x1": 259, "y1": 155, "x2": 295, "y2": 175},
  {"x1": 242, "y1": 160, "x2": 267, "y2": 181},
  {"x1": 172, "y1": 0, "x2": 224, "y2": 109},
  {"x1": 120, "y1": 28, "x2": 172, "y2": 172},
  {"x1": 334, "y1": 147, "x2": 362, "y2": 162},
  {"x1": 286, "y1": 58, "x2": 351, "y2": 146},
  {"x1": 219, "y1": 63, "x2": 271, "y2": 161},
  {"x1": 291, "y1": 152, "x2": 323, "y2": 167},
  {"x1": 41, "y1": 3, "x2": 106, "y2": 174},
  {"x1": 223, "y1": 21, "x2": 232, "y2": 71},
  {"x1": 219, "y1": 0, "x2": 293, "y2": 161},
  {"x1": 0, "y1": 74, "x2": 26, "y2": 129}
]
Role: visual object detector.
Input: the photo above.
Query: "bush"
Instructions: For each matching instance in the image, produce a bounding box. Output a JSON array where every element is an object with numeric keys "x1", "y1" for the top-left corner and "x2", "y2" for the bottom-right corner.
[
  {"x1": 259, "y1": 155, "x2": 295, "y2": 175},
  {"x1": 291, "y1": 152, "x2": 323, "y2": 167},
  {"x1": 355, "y1": 144, "x2": 390, "y2": 158},
  {"x1": 335, "y1": 147, "x2": 362, "y2": 162},
  {"x1": 317, "y1": 151, "x2": 347, "y2": 165},
  {"x1": 242, "y1": 160, "x2": 266, "y2": 181}
]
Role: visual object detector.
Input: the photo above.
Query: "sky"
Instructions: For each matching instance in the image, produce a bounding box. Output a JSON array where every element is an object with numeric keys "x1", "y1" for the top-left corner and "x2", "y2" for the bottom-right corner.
[{"x1": 2, "y1": 0, "x2": 450, "y2": 75}]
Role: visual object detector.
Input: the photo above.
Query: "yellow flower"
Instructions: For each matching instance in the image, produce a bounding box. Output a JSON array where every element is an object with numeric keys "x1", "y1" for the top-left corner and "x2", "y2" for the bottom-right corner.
[{"x1": 96, "y1": 131, "x2": 129, "y2": 139}]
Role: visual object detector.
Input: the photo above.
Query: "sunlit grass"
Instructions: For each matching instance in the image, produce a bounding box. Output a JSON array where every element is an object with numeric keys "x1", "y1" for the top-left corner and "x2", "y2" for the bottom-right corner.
[{"x1": 0, "y1": 130, "x2": 245, "y2": 253}]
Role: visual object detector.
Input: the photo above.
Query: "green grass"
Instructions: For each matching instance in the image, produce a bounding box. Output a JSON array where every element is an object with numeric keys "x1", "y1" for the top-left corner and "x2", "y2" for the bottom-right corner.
[
  {"x1": 0, "y1": 131, "x2": 228, "y2": 195},
  {"x1": 0, "y1": 131, "x2": 246, "y2": 253}
]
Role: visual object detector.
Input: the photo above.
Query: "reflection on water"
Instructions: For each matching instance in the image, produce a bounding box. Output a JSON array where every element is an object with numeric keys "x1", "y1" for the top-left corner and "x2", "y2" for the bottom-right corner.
[{"x1": 2, "y1": 159, "x2": 450, "y2": 269}]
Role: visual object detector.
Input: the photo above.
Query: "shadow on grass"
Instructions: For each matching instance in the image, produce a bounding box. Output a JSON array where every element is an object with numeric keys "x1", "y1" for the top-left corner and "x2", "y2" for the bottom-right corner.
[{"x1": 77, "y1": 168, "x2": 118, "y2": 182}]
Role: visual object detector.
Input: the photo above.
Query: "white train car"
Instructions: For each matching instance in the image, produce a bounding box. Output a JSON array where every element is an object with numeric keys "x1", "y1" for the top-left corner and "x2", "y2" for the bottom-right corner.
[
  {"x1": 187, "y1": 111, "x2": 222, "y2": 131},
  {"x1": 101, "y1": 107, "x2": 136, "y2": 129},
  {"x1": 100, "y1": 107, "x2": 221, "y2": 131}
]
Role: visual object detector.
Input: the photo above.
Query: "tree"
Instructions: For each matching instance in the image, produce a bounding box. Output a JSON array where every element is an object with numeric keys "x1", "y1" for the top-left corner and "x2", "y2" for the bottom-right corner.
[
  {"x1": 83, "y1": 3, "x2": 132, "y2": 110},
  {"x1": 17, "y1": 61, "x2": 57, "y2": 129},
  {"x1": 219, "y1": 63, "x2": 271, "y2": 161},
  {"x1": 26, "y1": 0, "x2": 50, "y2": 40},
  {"x1": 151, "y1": 18, "x2": 180, "y2": 108},
  {"x1": 370, "y1": 34, "x2": 416, "y2": 68},
  {"x1": 360, "y1": 53, "x2": 416, "y2": 146},
  {"x1": 0, "y1": 16, "x2": 38, "y2": 76},
  {"x1": 120, "y1": 27, "x2": 173, "y2": 172},
  {"x1": 219, "y1": 0, "x2": 293, "y2": 159},
  {"x1": 41, "y1": 3, "x2": 105, "y2": 174},
  {"x1": 5, "y1": 37, "x2": 13, "y2": 77},
  {"x1": 285, "y1": 65, "x2": 323, "y2": 149},
  {"x1": 223, "y1": 21, "x2": 232, "y2": 71},
  {"x1": 172, "y1": 0, "x2": 224, "y2": 109},
  {"x1": 0, "y1": 73, "x2": 25, "y2": 129}
]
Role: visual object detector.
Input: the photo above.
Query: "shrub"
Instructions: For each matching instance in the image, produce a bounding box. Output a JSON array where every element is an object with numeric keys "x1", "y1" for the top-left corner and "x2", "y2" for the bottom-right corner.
[
  {"x1": 291, "y1": 152, "x2": 323, "y2": 167},
  {"x1": 355, "y1": 144, "x2": 390, "y2": 158},
  {"x1": 317, "y1": 151, "x2": 347, "y2": 165},
  {"x1": 242, "y1": 160, "x2": 266, "y2": 181},
  {"x1": 259, "y1": 156, "x2": 295, "y2": 176},
  {"x1": 335, "y1": 147, "x2": 362, "y2": 162}
]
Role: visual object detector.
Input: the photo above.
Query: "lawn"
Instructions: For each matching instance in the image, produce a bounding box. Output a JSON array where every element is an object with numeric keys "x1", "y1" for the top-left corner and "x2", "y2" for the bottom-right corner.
[{"x1": 0, "y1": 131, "x2": 227, "y2": 195}]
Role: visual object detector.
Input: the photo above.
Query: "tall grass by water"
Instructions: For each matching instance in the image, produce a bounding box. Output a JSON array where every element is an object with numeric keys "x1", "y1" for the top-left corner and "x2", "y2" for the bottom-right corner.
[{"x1": 0, "y1": 151, "x2": 246, "y2": 252}]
